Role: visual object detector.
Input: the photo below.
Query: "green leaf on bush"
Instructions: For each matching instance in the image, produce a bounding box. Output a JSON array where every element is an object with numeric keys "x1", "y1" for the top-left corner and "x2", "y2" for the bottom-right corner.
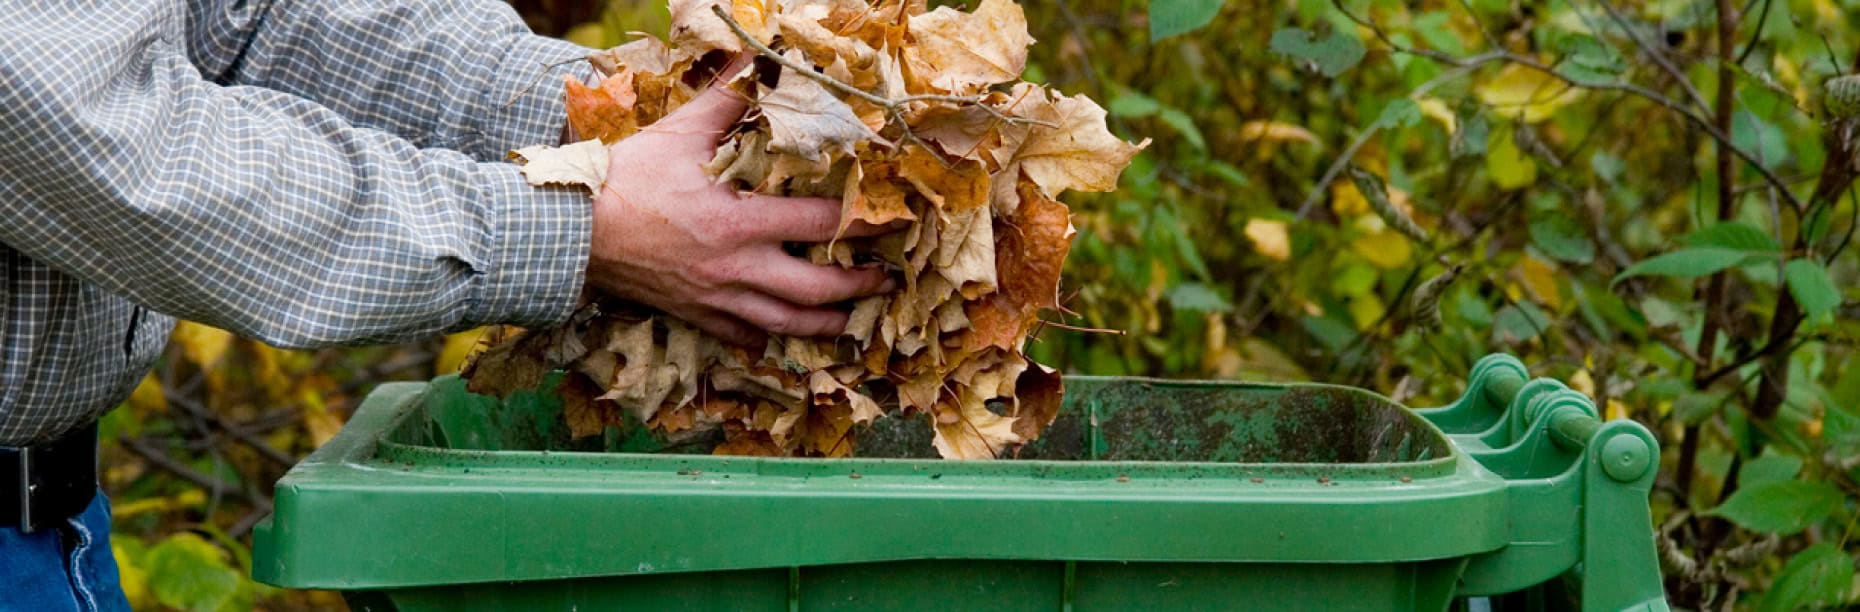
[
  {"x1": 1491, "y1": 302, "x2": 1549, "y2": 345},
  {"x1": 1784, "y1": 258, "x2": 1841, "y2": 320},
  {"x1": 1613, "y1": 247, "x2": 1770, "y2": 284},
  {"x1": 1374, "y1": 99, "x2": 1422, "y2": 130},
  {"x1": 1150, "y1": 0, "x2": 1223, "y2": 41},
  {"x1": 1108, "y1": 92, "x2": 1161, "y2": 118},
  {"x1": 1708, "y1": 480, "x2": 1843, "y2": 534},
  {"x1": 1672, "y1": 392, "x2": 1725, "y2": 426},
  {"x1": 1167, "y1": 283, "x2": 1233, "y2": 313},
  {"x1": 146, "y1": 533, "x2": 241, "y2": 612},
  {"x1": 1269, "y1": 27, "x2": 1365, "y2": 77},
  {"x1": 1529, "y1": 213, "x2": 1595, "y2": 264},
  {"x1": 1757, "y1": 544, "x2": 1855, "y2": 612},
  {"x1": 1739, "y1": 450, "x2": 1804, "y2": 487},
  {"x1": 1158, "y1": 108, "x2": 1207, "y2": 150},
  {"x1": 1684, "y1": 222, "x2": 1780, "y2": 252}
]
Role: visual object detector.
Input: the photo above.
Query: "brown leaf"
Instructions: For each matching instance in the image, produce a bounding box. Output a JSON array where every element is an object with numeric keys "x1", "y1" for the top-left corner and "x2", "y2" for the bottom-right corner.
[
  {"x1": 705, "y1": 131, "x2": 776, "y2": 191},
  {"x1": 1008, "y1": 92, "x2": 1148, "y2": 197},
  {"x1": 761, "y1": 57, "x2": 880, "y2": 167},
  {"x1": 904, "y1": 0, "x2": 1035, "y2": 94},
  {"x1": 840, "y1": 160, "x2": 916, "y2": 232},
  {"x1": 1011, "y1": 361, "x2": 1062, "y2": 441},
  {"x1": 801, "y1": 403, "x2": 855, "y2": 457},
  {"x1": 590, "y1": 37, "x2": 677, "y2": 77},
  {"x1": 966, "y1": 182, "x2": 1072, "y2": 352},
  {"x1": 934, "y1": 207, "x2": 997, "y2": 300},
  {"x1": 648, "y1": 405, "x2": 697, "y2": 433},
  {"x1": 930, "y1": 385, "x2": 1021, "y2": 459},
  {"x1": 899, "y1": 145, "x2": 991, "y2": 214},
  {"x1": 669, "y1": 0, "x2": 764, "y2": 56},
  {"x1": 561, "y1": 373, "x2": 618, "y2": 439},
  {"x1": 714, "y1": 430, "x2": 787, "y2": 456},
  {"x1": 564, "y1": 70, "x2": 640, "y2": 144}
]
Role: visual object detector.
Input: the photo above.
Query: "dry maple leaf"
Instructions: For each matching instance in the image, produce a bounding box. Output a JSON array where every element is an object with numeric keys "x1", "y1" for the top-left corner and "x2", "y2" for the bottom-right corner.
[
  {"x1": 904, "y1": 0, "x2": 1035, "y2": 95},
  {"x1": 1007, "y1": 92, "x2": 1150, "y2": 197},
  {"x1": 760, "y1": 58, "x2": 881, "y2": 167},
  {"x1": 511, "y1": 140, "x2": 609, "y2": 196},
  {"x1": 564, "y1": 70, "x2": 641, "y2": 144}
]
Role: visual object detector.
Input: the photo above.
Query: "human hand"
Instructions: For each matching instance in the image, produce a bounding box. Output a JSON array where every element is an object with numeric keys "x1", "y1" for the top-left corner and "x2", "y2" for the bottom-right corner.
[{"x1": 585, "y1": 77, "x2": 894, "y2": 345}]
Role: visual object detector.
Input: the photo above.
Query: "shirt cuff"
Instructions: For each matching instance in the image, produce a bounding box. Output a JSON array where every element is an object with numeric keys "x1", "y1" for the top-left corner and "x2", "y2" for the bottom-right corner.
[
  {"x1": 465, "y1": 162, "x2": 593, "y2": 328},
  {"x1": 476, "y1": 35, "x2": 597, "y2": 160}
]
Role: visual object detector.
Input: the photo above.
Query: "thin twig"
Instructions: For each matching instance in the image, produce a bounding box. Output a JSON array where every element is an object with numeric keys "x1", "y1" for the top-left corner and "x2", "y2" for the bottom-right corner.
[
  {"x1": 1294, "y1": 54, "x2": 1503, "y2": 220},
  {"x1": 1594, "y1": 0, "x2": 1713, "y2": 113},
  {"x1": 119, "y1": 436, "x2": 250, "y2": 502}
]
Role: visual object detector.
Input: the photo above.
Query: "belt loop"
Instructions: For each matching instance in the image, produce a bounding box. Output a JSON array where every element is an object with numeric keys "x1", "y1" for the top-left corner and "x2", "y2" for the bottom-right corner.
[{"x1": 17, "y1": 450, "x2": 32, "y2": 534}]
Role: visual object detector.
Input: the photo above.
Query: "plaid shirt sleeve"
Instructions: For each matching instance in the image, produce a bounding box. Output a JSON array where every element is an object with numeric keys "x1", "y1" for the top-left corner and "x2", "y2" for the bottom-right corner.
[{"x1": 0, "y1": 0, "x2": 595, "y2": 349}]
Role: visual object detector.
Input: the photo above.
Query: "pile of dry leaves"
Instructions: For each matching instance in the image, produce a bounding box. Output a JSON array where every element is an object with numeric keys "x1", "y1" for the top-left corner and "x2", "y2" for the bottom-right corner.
[{"x1": 466, "y1": 0, "x2": 1145, "y2": 459}]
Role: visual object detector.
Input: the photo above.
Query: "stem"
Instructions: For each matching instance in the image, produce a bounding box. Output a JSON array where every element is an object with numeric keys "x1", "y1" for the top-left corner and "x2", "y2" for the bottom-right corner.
[{"x1": 1679, "y1": 0, "x2": 1744, "y2": 506}]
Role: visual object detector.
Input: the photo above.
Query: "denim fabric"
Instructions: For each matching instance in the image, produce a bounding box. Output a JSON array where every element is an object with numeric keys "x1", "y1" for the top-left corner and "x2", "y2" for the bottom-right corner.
[{"x1": 0, "y1": 488, "x2": 130, "y2": 612}]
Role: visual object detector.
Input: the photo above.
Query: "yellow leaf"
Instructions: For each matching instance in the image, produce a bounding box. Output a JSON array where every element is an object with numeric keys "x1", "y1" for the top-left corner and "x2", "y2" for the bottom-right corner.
[
  {"x1": 1514, "y1": 255, "x2": 1563, "y2": 310},
  {"x1": 1332, "y1": 180, "x2": 1370, "y2": 217},
  {"x1": 114, "y1": 542, "x2": 153, "y2": 611},
  {"x1": 170, "y1": 322, "x2": 233, "y2": 368},
  {"x1": 1348, "y1": 293, "x2": 1385, "y2": 331},
  {"x1": 1244, "y1": 218, "x2": 1291, "y2": 261},
  {"x1": 128, "y1": 373, "x2": 166, "y2": 415},
  {"x1": 1476, "y1": 63, "x2": 1581, "y2": 123},
  {"x1": 1569, "y1": 368, "x2": 1596, "y2": 397},
  {"x1": 111, "y1": 489, "x2": 205, "y2": 520},
  {"x1": 1486, "y1": 127, "x2": 1538, "y2": 190},
  {"x1": 1237, "y1": 120, "x2": 1319, "y2": 145},
  {"x1": 1351, "y1": 223, "x2": 1412, "y2": 269},
  {"x1": 300, "y1": 389, "x2": 343, "y2": 447},
  {"x1": 1606, "y1": 399, "x2": 1630, "y2": 422},
  {"x1": 1416, "y1": 97, "x2": 1456, "y2": 133},
  {"x1": 436, "y1": 327, "x2": 495, "y2": 376}
]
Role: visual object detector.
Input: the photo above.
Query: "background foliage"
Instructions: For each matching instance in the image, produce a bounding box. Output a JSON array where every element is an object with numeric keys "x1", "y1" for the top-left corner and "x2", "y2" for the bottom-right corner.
[{"x1": 103, "y1": 0, "x2": 1860, "y2": 609}]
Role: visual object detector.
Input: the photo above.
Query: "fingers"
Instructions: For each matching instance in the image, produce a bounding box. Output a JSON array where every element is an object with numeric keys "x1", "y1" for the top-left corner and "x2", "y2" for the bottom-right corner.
[
  {"x1": 683, "y1": 309, "x2": 765, "y2": 347},
  {"x1": 718, "y1": 290, "x2": 853, "y2": 338},
  {"x1": 662, "y1": 86, "x2": 751, "y2": 134},
  {"x1": 732, "y1": 252, "x2": 894, "y2": 306},
  {"x1": 736, "y1": 194, "x2": 841, "y2": 241}
]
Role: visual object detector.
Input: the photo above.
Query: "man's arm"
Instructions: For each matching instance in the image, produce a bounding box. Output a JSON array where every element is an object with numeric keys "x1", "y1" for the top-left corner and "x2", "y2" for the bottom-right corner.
[
  {"x1": 0, "y1": 5, "x2": 589, "y2": 348},
  {"x1": 184, "y1": 0, "x2": 590, "y2": 162}
]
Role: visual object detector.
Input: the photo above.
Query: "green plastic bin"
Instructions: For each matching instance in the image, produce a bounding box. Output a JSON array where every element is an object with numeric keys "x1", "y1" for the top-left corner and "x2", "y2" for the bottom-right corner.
[{"x1": 251, "y1": 354, "x2": 1668, "y2": 611}]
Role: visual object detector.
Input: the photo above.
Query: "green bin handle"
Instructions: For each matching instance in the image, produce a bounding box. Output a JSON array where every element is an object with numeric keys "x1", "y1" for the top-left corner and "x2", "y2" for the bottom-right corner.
[{"x1": 1475, "y1": 365, "x2": 1671, "y2": 611}]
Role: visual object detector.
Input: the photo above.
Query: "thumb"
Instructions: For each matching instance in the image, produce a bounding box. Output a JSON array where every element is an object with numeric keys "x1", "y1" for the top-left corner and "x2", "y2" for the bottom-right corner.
[{"x1": 663, "y1": 53, "x2": 756, "y2": 132}]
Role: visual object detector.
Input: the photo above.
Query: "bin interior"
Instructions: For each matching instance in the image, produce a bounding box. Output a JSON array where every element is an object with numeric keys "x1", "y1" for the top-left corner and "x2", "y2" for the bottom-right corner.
[{"x1": 387, "y1": 374, "x2": 1452, "y2": 466}]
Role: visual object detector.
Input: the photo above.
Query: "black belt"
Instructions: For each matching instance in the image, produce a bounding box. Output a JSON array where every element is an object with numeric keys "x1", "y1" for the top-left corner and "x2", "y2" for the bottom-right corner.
[{"x1": 1, "y1": 423, "x2": 99, "y2": 533}]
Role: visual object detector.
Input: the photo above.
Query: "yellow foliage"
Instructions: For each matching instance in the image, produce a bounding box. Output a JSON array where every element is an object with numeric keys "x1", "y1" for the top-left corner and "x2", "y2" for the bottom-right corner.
[
  {"x1": 114, "y1": 542, "x2": 152, "y2": 611},
  {"x1": 1515, "y1": 255, "x2": 1562, "y2": 310},
  {"x1": 1244, "y1": 218, "x2": 1292, "y2": 261},
  {"x1": 1486, "y1": 127, "x2": 1538, "y2": 190},
  {"x1": 111, "y1": 489, "x2": 206, "y2": 519},
  {"x1": 436, "y1": 327, "x2": 497, "y2": 376},
  {"x1": 127, "y1": 373, "x2": 166, "y2": 415},
  {"x1": 1476, "y1": 63, "x2": 1581, "y2": 123},
  {"x1": 170, "y1": 322, "x2": 233, "y2": 368},
  {"x1": 1417, "y1": 97, "x2": 1455, "y2": 133},
  {"x1": 1351, "y1": 220, "x2": 1412, "y2": 269},
  {"x1": 1237, "y1": 120, "x2": 1319, "y2": 145}
]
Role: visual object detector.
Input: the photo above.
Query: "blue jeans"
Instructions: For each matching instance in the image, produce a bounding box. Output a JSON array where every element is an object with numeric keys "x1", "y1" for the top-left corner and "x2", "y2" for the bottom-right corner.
[{"x1": 0, "y1": 487, "x2": 130, "y2": 612}]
